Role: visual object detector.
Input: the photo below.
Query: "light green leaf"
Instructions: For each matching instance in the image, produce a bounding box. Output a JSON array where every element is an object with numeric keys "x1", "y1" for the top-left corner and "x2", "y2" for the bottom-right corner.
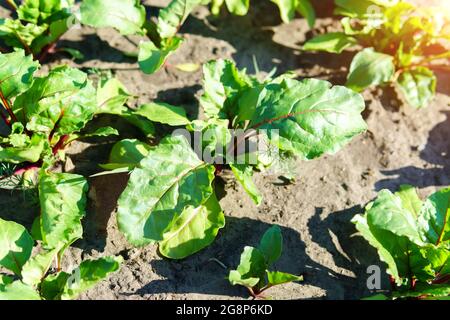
[
  {"x1": 0, "y1": 133, "x2": 47, "y2": 164},
  {"x1": 96, "y1": 78, "x2": 133, "y2": 114},
  {"x1": 135, "y1": 102, "x2": 191, "y2": 126},
  {"x1": 303, "y1": 32, "x2": 357, "y2": 53},
  {"x1": 0, "y1": 281, "x2": 41, "y2": 300},
  {"x1": 246, "y1": 78, "x2": 367, "y2": 160},
  {"x1": 83, "y1": 127, "x2": 119, "y2": 138},
  {"x1": 159, "y1": 194, "x2": 225, "y2": 259},
  {"x1": 228, "y1": 270, "x2": 260, "y2": 288},
  {"x1": 21, "y1": 248, "x2": 60, "y2": 286},
  {"x1": 352, "y1": 213, "x2": 402, "y2": 283},
  {"x1": 0, "y1": 50, "x2": 39, "y2": 100},
  {"x1": 418, "y1": 187, "x2": 450, "y2": 245},
  {"x1": 271, "y1": 0, "x2": 297, "y2": 23},
  {"x1": 296, "y1": 0, "x2": 315, "y2": 28},
  {"x1": 138, "y1": 38, "x2": 183, "y2": 74},
  {"x1": 60, "y1": 256, "x2": 122, "y2": 300},
  {"x1": 100, "y1": 139, "x2": 151, "y2": 170},
  {"x1": 258, "y1": 225, "x2": 282, "y2": 265},
  {"x1": 397, "y1": 67, "x2": 436, "y2": 109},
  {"x1": 95, "y1": 78, "x2": 155, "y2": 137},
  {"x1": 266, "y1": 270, "x2": 303, "y2": 286},
  {"x1": 200, "y1": 59, "x2": 249, "y2": 119},
  {"x1": 224, "y1": 0, "x2": 249, "y2": 16},
  {"x1": 0, "y1": 218, "x2": 33, "y2": 275},
  {"x1": 117, "y1": 135, "x2": 216, "y2": 247},
  {"x1": 395, "y1": 184, "x2": 422, "y2": 218},
  {"x1": 14, "y1": 66, "x2": 97, "y2": 136},
  {"x1": 79, "y1": 0, "x2": 146, "y2": 35},
  {"x1": 17, "y1": 0, "x2": 73, "y2": 24},
  {"x1": 38, "y1": 172, "x2": 88, "y2": 253},
  {"x1": 366, "y1": 190, "x2": 422, "y2": 245},
  {"x1": 346, "y1": 48, "x2": 395, "y2": 92},
  {"x1": 236, "y1": 246, "x2": 267, "y2": 279},
  {"x1": 230, "y1": 164, "x2": 262, "y2": 205},
  {"x1": 157, "y1": 0, "x2": 206, "y2": 39}
]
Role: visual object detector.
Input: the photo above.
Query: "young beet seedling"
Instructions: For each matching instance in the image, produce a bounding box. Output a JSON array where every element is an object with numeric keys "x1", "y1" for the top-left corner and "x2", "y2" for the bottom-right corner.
[
  {"x1": 209, "y1": 0, "x2": 316, "y2": 28},
  {"x1": 99, "y1": 59, "x2": 367, "y2": 259},
  {"x1": 0, "y1": 170, "x2": 122, "y2": 300},
  {"x1": 79, "y1": 0, "x2": 209, "y2": 74},
  {"x1": 303, "y1": 0, "x2": 450, "y2": 108},
  {"x1": 0, "y1": 0, "x2": 86, "y2": 61},
  {"x1": 352, "y1": 185, "x2": 450, "y2": 300},
  {"x1": 0, "y1": 50, "x2": 153, "y2": 181},
  {"x1": 229, "y1": 225, "x2": 303, "y2": 298}
]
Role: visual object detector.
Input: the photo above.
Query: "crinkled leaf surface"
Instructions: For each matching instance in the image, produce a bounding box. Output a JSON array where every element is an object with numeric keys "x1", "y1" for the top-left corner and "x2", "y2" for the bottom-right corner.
[
  {"x1": 245, "y1": 78, "x2": 367, "y2": 160},
  {"x1": 14, "y1": 66, "x2": 97, "y2": 136},
  {"x1": 117, "y1": 135, "x2": 216, "y2": 247},
  {"x1": 38, "y1": 172, "x2": 88, "y2": 251},
  {"x1": 0, "y1": 133, "x2": 47, "y2": 164},
  {"x1": 397, "y1": 67, "x2": 436, "y2": 109},
  {"x1": 200, "y1": 59, "x2": 249, "y2": 118},
  {"x1": 0, "y1": 50, "x2": 39, "y2": 100}
]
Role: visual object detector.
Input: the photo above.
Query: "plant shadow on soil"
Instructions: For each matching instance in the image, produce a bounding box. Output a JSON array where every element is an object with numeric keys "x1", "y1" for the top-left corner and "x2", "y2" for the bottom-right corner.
[
  {"x1": 307, "y1": 207, "x2": 391, "y2": 299},
  {"x1": 124, "y1": 215, "x2": 370, "y2": 299},
  {"x1": 375, "y1": 110, "x2": 450, "y2": 190},
  {"x1": 373, "y1": 70, "x2": 450, "y2": 191}
]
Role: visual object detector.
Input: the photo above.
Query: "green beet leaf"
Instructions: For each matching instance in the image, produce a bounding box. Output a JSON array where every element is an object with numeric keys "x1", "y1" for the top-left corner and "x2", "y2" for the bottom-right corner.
[
  {"x1": 228, "y1": 225, "x2": 302, "y2": 296},
  {"x1": 79, "y1": 0, "x2": 146, "y2": 36},
  {"x1": 14, "y1": 66, "x2": 97, "y2": 136},
  {"x1": 100, "y1": 139, "x2": 151, "y2": 171},
  {"x1": 38, "y1": 172, "x2": 89, "y2": 254},
  {"x1": 397, "y1": 67, "x2": 437, "y2": 109},
  {"x1": 0, "y1": 50, "x2": 39, "y2": 100},
  {"x1": 136, "y1": 102, "x2": 191, "y2": 126},
  {"x1": 303, "y1": 32, "x2": 357, "y2": 53},
  {"x1": 117, "y1": 135, "x2": 219, "y2": 249},
  {"x1": 0, "y1": 218, "x2": 34, "y2": 275},
  {"x1": 353, "y1": 186, "x2": 450, "y2": 297},
  {"x1": 59, "y1": 256, "x2": 122, "y2": 300},
  {"x1": 0, "y1": 281, "x2": 41, "y2": 300},
  {"x1": 159, "y1": 193, "x2": 225, "y2": 259},
  {"x1": 346, "y1": 48, "x2": 395, "y2": 92}
]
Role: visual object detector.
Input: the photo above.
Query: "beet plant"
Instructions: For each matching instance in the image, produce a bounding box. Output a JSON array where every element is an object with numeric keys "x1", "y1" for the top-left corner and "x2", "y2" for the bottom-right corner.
[
  {"x1": 303, "y1": 0, "x2": 450, "y2": 108},
  {"x1": 79, "y1": 0, "x2": 210, "y2": 74},
  {"x1": 99, "y1": 59, "x2": 368, "y2": 259},
  {"x1": 0, "y1": 0, "x2": 87, "y2": 61},
  {"x1": 209, "y1": 0, "x2": 316, "y2": 28},
  {"x1": 353, "y1": 185, "x2": 450, "y2": 300},
  {"x1": 229, "y1": 225, "x2": 303, "y2": 298},
  {"x1": 0, "y1": 174, "x2": 122, "y2": 300},
  {"x1": 0, "y1": 50, "x2": 153, "y2": 174}
]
